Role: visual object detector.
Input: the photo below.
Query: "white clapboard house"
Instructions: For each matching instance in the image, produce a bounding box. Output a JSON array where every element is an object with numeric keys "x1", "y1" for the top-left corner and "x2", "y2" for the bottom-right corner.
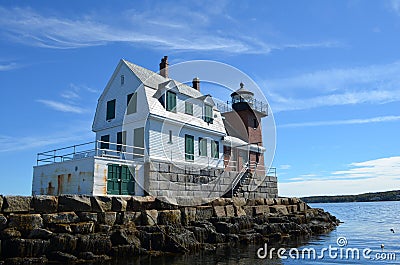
[{"x1": 32, "y1": 57, "x2": 277, "y2": 199}]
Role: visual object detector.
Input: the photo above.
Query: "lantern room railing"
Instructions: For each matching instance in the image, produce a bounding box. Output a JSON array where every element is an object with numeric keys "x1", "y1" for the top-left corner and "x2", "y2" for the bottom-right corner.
[{"x1": 216, "y1": 99, "x2": 268, "y2": 115}]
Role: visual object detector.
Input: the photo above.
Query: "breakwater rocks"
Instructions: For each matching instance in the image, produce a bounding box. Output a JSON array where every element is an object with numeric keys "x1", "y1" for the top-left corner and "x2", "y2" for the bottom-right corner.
[{"x1": 0, "y1": 195, "x2": 339, "y2": 264}]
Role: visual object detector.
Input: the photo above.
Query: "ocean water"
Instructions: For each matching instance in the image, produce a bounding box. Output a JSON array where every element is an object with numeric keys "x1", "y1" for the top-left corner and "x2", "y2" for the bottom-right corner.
[{"x1": 118, "y1": 201, "x2": 400, "y2": 265}]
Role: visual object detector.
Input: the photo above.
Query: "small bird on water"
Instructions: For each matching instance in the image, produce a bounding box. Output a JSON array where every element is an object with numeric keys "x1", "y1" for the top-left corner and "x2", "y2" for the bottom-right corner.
[
  {"x1": 381, "y1": 244, "x2": 385, "y2": 251},
  {"x1": 390, "y1": 228, "x2": 395, "y2": 233}
]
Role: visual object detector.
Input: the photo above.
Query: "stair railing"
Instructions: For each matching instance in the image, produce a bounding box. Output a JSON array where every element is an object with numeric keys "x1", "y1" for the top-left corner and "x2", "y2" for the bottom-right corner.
[{"x1": 231, "y1": 162, "x2": 249, "y2": 197}]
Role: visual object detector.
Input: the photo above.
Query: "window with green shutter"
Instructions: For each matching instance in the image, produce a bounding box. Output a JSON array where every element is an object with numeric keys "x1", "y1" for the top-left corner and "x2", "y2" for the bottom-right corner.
[
  {"x1": 185, "y1": 134, "x2": 194, "y2": 161},
  {"x1": 199, "y1": 137, "x2": 207, "y2": 156},
  {"x1": 127, "y1": 93, "x2": 137, "y2": 114},
  {"x1": 106, "y1": 99, "x2": 116, "y2": 120},
  {"x1": 211, "y1": 140, "x2": 219, "y2": 159},
  {"x1": 166, "y1": 91, "x2": 177, "y2": 112},
  {"x1": 204, "y1": 104, "x2": 213, "y2": 123},
  {"x1": 185, "y1": 102, "x2": 193, "y2": 115}
]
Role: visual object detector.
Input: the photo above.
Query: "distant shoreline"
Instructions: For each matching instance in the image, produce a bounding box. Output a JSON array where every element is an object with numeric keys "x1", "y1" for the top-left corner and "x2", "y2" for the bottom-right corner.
[{"x1": 300, "y1": 190, "x2": 400, "y2": 203}]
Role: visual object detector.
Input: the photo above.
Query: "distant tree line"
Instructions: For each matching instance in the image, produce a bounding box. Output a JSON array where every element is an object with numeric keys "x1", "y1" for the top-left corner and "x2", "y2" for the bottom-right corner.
[{"x1": 301, "y1": 190, "x2": 400, "y2": 203}]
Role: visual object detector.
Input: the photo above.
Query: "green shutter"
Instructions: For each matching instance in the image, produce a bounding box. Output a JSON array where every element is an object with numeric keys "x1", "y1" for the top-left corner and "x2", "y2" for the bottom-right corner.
[
  {"x1": 166, "y1": 91, "x2": 176, "y2": 112},
  {"x1": 185, "y1": 134, "x2": 194, "y2": 161},
  {"x1": 127, "y1": 93, "x2": 137, "y2": 114},
  {"x1": 211, "y1": 141, "x2": 219, "y2": 158},
  {"x1": 106, "y1": 99, "x2": 116, "y2": 120},
  {"x1": 204, "y1": 105, "x2": 213, "y2": 123},
  {"x1": 185, "y1": 102, "x2": 193, "y2": 115},
  {"x1": 199, "y1": 138, "x2": 207, "y2": 156}
]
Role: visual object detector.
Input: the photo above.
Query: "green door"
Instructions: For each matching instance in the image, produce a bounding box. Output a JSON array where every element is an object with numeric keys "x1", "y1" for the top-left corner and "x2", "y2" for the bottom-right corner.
[
  {"x1": 107, "y1": 164, "x2": 120, "y2": 195},
  {"x1": 120, "y1": 165, "x2": 135, "y2": 195},
  {"x1": 107, "y1": 164, "x2": 135, "y2": 195}
]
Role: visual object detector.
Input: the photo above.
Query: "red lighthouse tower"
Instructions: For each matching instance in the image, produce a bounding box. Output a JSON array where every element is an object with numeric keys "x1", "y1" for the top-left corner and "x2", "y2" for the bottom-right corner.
[{"x1": 222, "y1": 82, "x2": 268, "y2": 177}]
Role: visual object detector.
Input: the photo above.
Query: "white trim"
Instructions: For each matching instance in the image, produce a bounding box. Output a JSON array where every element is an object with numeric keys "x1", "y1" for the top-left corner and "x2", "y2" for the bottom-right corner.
[
  {"x1": 148, "y1": 113, "x2": 226, "y2": 136},
  {"x1": 222, "y1": 136, "x2": 266, "y2": 152}
]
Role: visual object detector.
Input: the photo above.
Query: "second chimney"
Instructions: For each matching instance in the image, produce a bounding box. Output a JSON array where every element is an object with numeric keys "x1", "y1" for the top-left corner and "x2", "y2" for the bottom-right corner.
[
  {"x1": 159, "y1": 56, "x2": 168, "y2": 78},
  {"x1": 192, "y1": 77, "x2": 200, "y2": 91}
]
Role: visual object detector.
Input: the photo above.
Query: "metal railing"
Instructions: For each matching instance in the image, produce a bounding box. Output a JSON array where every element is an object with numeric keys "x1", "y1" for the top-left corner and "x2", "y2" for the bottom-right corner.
[
  {"x1": 36, "y1": 140, "x2": 226, "y2": 168},
  {"x1": 36, "y1": 140, "x2": 145, "y2": 166},
  {"x1": 230, "y1": 163, "x2": 249, "y2": 197},
  {"x1": 216, "y1": 99, "x2": 269, "y2": 115},
  {"x1": 267, "y1": 167, "x2": 277, "y2": 178}
]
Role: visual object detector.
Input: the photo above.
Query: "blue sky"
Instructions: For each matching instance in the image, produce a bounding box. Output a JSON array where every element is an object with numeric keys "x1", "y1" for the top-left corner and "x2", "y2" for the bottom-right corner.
[{"x1": 0, "y1": 1, "x2": 399, "y2": 197}]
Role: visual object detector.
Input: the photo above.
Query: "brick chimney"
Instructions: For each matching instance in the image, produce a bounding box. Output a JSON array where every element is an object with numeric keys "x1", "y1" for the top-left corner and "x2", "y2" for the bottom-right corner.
[
  {"x1": 192, "y1": 77, "x2": 200, "y2": 91},
  {"x1": 159, "y1": 56, "x2": 168, "y2": 78}
]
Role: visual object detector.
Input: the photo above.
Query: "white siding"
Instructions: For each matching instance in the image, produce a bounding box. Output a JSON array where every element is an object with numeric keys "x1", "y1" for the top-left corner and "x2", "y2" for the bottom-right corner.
[
  {"x1": 147, "y1": 118, "x2": 224, "y2": 169},
  {"x1": 92, "y1": 63, "x2": 150, "y2": 133}
]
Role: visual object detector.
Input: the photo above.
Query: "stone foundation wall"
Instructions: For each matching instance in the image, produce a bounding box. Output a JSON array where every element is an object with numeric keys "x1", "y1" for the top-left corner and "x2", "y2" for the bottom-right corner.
[
  {"x1": 0, "y1": 195, "x2": 338, "y2": 264},
  {"x1": 144, "y1": 161, "x2": 279, "y2": 199},
  {"x1": 236, "y1": 175, "x2": 278, "y2": 199}
]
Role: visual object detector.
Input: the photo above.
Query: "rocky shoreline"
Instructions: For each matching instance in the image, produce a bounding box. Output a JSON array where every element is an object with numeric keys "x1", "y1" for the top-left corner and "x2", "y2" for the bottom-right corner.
[{"x1": 0, "y1": 195, "x2": 339, "y2": 264}]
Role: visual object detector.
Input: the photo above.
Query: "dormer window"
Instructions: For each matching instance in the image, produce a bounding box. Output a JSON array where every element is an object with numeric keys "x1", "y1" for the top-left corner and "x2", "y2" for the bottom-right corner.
[
  {"x1": 166, "y1": 91, "x2": 176, "y2": 112},
  {"x1": 203, "y1": 104, "x2": 213, "y2": 124},
  {"x1": 121, "y1": 75, "x2": 125, "y2": 85},
  {"x1": 185, "y1": 102, "x2": 193, "y2": 115}
]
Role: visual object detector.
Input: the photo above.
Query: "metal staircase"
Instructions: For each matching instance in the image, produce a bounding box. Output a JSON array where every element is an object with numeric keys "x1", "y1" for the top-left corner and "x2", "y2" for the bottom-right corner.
[{"x1": 223, "y1": 163, "x2": 251, "y2": 197}]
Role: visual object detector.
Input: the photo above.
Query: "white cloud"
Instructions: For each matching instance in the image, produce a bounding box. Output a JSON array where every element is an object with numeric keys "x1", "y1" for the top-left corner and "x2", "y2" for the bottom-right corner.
[
  {"x1": 70, "y1": 83, "x2": 99, "y2": 94},
  {"x1": 267, "y1": 61, "x2": 400, "y2": 92},
  {"x1": 0, "y1": 62, "x2": 18, "y2": 71},
  {"x1": 279, "y1": 156, "x2": 400, "y2": 197},
  {"x1": 265, "y1": 61, "x2": 400, "y2": 112},
  {"x1": 61, "y1": 90, "x2": 80, "y2": 100},
  {"x1": 37, "y1": 83, "x2": 99, "y2": 114},
  {"x1": 279, "y1": 164, "x2": 291, "y2": 170},
  {"x1": 389, "y1": 0, "x2": 400, "y2": 15},
  {"x1": 279, "y1": 115, "x2": 400, "y2": 128},
  {"x1": 332, "y1": 156, "x2": 400, "y2": 178},
  {"x1": 271, "y1": 90, "x2": 400, "y2": 112},
  {"x1": 36, "y1": 99, "x2": 86, "y2": 113},
  {"x1": 0, "y1": 6, "x2": 338, "y2": 54}
]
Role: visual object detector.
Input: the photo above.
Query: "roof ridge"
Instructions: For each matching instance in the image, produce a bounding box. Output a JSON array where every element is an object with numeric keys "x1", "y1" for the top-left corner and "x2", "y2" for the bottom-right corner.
[{"x1": 122, "y1": 58, "x2": 204, "y2": 98}]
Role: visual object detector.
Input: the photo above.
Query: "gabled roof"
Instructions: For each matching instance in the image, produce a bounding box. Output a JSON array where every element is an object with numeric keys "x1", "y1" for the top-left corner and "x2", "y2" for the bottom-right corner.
[
  {"x1": 197, "y1": 94, "x2": 215, "y2": 106},
  {"x1": 123, "y1": 59, "x2": 166, "y2": 89},
  {"x1": 123, "y1": 59, "x2": 203, "y2": 98}
]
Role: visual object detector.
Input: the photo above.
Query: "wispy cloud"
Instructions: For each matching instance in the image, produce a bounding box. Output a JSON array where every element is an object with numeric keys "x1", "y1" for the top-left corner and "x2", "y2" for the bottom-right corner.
[
  {"x1": 37, "y1": 83, "x2": 99, "y2": 113},
  {"x1": 0, "y1": 6, "x2": 339, "y2": 54},
  {"x1": 0, "y1": 125, "x2": 93, "y2": 153},
  {"x1": 279, "y1": 115, "x2": 400, "y2": 128},
  {"x1": 266, "y1": 61, "x2": 400, "y2": 112},
  {"x1": 61, "y1": 91, "x2": 80, "y2": 100},
  {"x1": 0, "y1": 62, "x2": 19, "y2": 71},
  {"x1": 332, "y1": 156, "x2": 400, "y2": 179},
  {"x1": 279, "y1": 156, "x2": 400, "y2": 197},
  {"x1": 271, "y1": 90, "x2": 400, "y2": 112},
  {"x1": 279, "y1": 164, "x2": 292, "y2": 170},
  {"x1": 389, "y1": 0, "x2": 400, "y2": 15},
  {"x1": 36, "y1": 99, "x2": 86, "y2": 113}
]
